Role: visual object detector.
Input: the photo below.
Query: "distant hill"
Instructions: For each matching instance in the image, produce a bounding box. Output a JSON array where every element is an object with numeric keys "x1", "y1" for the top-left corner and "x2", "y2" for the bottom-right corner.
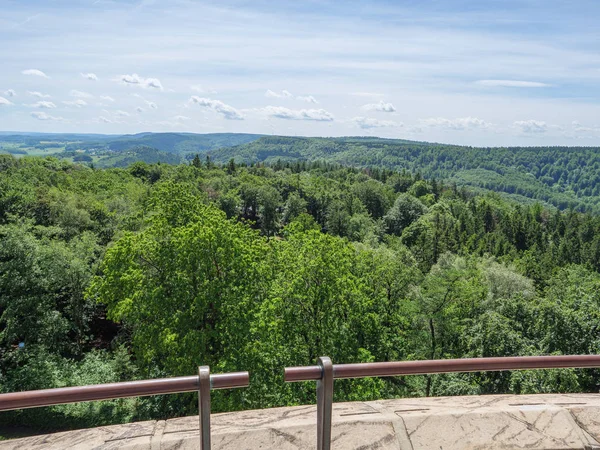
[
  {"x1": 102, "y1": 132, "x2": 262, "y2": 154},
  {"x1": 210, "y1": 136, "x2": 600, "y2": 213},
  {"x1": 4, "y1": 132, "x2": 600, "y2": 213},
  {"x1": 0, "y1": 132, "x2": 263, "y2": 167}
]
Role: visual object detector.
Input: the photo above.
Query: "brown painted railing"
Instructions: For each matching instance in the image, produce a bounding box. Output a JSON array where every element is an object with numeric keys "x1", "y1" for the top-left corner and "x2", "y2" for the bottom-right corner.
[
  {"x1": 0, "y1": 366, "x2": 249, "y2": 450},
  {"x1": 284, "y1": 355, "x2": 600, "y2": 450},
  {"x1": 2, "y1": 355, "x2": 600, "y2": 450}
]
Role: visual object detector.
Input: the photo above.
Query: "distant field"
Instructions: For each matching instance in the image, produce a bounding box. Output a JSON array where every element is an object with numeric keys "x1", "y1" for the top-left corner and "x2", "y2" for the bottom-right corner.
[{"x1": 0, "y1": 141, "x2": 66, "y2": 158}]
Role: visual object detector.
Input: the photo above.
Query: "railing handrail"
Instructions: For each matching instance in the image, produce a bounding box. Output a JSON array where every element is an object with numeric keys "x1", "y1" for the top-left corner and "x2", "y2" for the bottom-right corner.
[
  {"x1": 0, "y1": 371, "x2": 249, "y2": 411},
  {"x1": 0, "y1": 368, "x2": 249, "y2": 450},
  {"x1": 284, "y1": 354, "x2": 600, "y2": 450},
  {"x1": 3, "y1": 355, "x2": 600, "y2": 450},
  {"x1": 284, "y1": 354, "x2": 600, "y2": 382}
]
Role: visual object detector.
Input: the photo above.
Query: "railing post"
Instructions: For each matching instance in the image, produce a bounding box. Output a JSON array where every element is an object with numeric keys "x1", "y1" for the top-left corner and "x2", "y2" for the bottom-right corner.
[
  {"x1": 198, "y1": 366, "x2": 211, "y2": 450},
  {"x1": 316, "y1": 356, "x2": 333, "y2": 450}
]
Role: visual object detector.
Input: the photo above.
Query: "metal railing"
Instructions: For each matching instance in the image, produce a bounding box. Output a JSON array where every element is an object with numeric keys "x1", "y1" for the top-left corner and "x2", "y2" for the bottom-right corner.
[
  {"x1": 284, "y1": 355, "x2": 600, "y2": 450},
  {"x1": 3, "y1": 355, "x2": 600, "y2": 450},
  {"x1": 0, "y1": 366, "x2": 249, "y2": 450}
]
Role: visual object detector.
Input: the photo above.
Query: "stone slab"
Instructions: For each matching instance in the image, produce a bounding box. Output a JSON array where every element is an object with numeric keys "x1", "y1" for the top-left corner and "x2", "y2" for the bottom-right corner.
[{"x1": 3, "y1": 394, "x2": 600, "y2": 449}]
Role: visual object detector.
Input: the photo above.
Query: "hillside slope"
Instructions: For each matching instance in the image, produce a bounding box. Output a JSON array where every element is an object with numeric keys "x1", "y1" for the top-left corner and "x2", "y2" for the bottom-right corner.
[{"x1": 211, "y1": 136, "x2": 600, "y2": 213}]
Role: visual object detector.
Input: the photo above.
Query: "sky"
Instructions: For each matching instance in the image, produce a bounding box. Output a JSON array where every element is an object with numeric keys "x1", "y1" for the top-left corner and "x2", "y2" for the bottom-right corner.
[{"x1": 1, "y1": 0, "x2": 600, "y2": 146}]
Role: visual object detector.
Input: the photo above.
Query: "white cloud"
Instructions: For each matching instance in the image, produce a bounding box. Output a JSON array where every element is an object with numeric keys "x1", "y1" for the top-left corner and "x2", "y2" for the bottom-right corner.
[
  {"x1": 189, "y1": 96, "x2": 244, "y2": 120},
  {"x1": 513, "y1": 120, "x2": 548, "y2": 133},
  {"x1": 31, "y1": 111, "x2": 62, "y2": 121},
  {"x1": 116, "y1": 110, "x2": 130, "y2": 117},
  {"x1": 352, "y1": 116, "x2": 399, "y2": 129},
  {"x1": 28, "y1": 91, "x2": 51, "y2": 98},
  {"x1": 119, "y1": 73, "x2": 163, "y2": 90},
  {"x1": 62, "y1": 99, "x2": 87, "y2": 107},
  {"x1": 4, "y1": 89, "x2": 16, "y2": 97},
  {"x1": 100, "y1": 95, "x2": 115, "y2": 102},
  {"x1": 420, "y1": 116, "x2": 491, "y2": 130},
  {"x1": 173, "y1": 115, "x2": 190, "y2": 121},
  {"x1": 22, "y1": 69, "x2": 49, "y2": 78},
  {"x1": 265, "y1": 89, "x2": 293, "y2": 99},
  {"x1": 297, "y1": 95, "x2": 318, "y2": 104},
  {"x1": 136, "y1": 106, "x2": 144, "y2": 113},
  {"x1": 0, "y1": 97, "x2": 13, "y2": 106},
  {"x1": 361, "y1": 100, "x2": 396, "y2": 112},
  {"x1": 70, "y1": 90, "x2": 93, "y2": 99},
  {"x1": 99, "y1": 116, "x2": 112, "y2": 123},
  {"x1": 476, "y1": 80, "x2": 551, "y2": 88},
  {"x1": 191, "y1": 84, "x2": 217, "y2": 94},
  {"x1": 31, "y1": 101, "x2": 57, "y2": 109},
  {"x1": 571, "y1": 121, "x2": 597, "y2": 133},
  {"x1": 81, "y1": 73, "x2": 98, "y2": 81},
  {"x1": 260, "y1": 106, "x2": 334, "y2": 121}
]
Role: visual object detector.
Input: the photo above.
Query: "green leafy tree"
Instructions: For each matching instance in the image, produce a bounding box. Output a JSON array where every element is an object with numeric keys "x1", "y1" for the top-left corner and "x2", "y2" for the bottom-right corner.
[{"x1": 384, "y1": 193, "x2": 427, "y2": 236}]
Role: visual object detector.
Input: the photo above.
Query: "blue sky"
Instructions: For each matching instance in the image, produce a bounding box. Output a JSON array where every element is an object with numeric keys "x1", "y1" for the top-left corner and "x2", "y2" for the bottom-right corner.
[{"x1": 1, "y1": 0, "x2": 599, "y2": 145}]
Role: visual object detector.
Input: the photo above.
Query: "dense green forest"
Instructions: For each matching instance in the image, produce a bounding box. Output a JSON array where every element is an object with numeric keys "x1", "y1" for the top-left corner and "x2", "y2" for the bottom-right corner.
[
  {"x1": 212, "y1": 136, "x2": 600, "y2": 213},
  {"x1": 4, "y1": 133, "x2": 600, "y2": 215},
  {"x1": 2, "y1": 153, "x2": 600, "y2": 437}
]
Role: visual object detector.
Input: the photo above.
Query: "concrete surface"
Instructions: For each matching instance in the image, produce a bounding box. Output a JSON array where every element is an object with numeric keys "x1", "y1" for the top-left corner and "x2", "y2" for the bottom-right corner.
[{"x1": 3, "y1": 393, "x2": 600, "y2": 449}]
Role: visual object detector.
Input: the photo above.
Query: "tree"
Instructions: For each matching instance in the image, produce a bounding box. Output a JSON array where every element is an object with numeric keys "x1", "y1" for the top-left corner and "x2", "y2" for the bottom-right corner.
[
  {"x1": 258, "y1": 185, "x2": 281, "y2": 237},
  {"x1": 383, "y1": 193, "x2": 427, "y2": 236},
  {"x1": 191, "y1": 154, "x2": 202, "y2": 168},
  {"x1": 282, "y1": 192, "x2": 307, "y2": 224},
  {"x1": 227, "y1": 158, "x2": 236, "y2": 174},
  {"x1": 260, "y1": 229, "x2": 366, "y2": 365},
  {"x1": 89, "y1": 184, "x2": 271, "y2": 397},
  {"x1": 411, "y1": 253, "x2": 484, "y2": 396},
  {"x1": 352, "y1": 180, "x2": 393, "y2": 219}
]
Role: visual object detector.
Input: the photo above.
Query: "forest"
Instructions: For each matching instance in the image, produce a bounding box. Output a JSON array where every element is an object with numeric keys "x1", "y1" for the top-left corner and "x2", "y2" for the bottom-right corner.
[
  {"x1": 2, "y1": 152, "x2": 600, "y2": 437},
  {"x1": 4, "y1": 133, "x2": 600, "y2": 214},
  {"x1": 212, "y1": 136, "x2": 600, "y2": 213}
]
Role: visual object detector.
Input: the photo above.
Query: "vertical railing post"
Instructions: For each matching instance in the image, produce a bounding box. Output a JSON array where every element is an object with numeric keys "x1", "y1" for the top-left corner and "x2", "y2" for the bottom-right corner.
[
  {"x1": 198, "y1": 366, "x2": 211, "y2": 450},
  {"x1": 316, "y1": 356, "x2": 333, "y2": 450}
]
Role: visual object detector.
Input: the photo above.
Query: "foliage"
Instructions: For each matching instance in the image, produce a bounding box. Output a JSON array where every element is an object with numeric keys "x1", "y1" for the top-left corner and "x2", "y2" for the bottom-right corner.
[{"x1": 2, "y1": 154, "x2": 600, "y2": 435}]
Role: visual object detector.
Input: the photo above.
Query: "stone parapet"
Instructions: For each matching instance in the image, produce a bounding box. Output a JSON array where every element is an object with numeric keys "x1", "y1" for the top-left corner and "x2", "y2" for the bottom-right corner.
[{"x1": 2, "y1": 393, "x2": 600, "y2": 449}]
